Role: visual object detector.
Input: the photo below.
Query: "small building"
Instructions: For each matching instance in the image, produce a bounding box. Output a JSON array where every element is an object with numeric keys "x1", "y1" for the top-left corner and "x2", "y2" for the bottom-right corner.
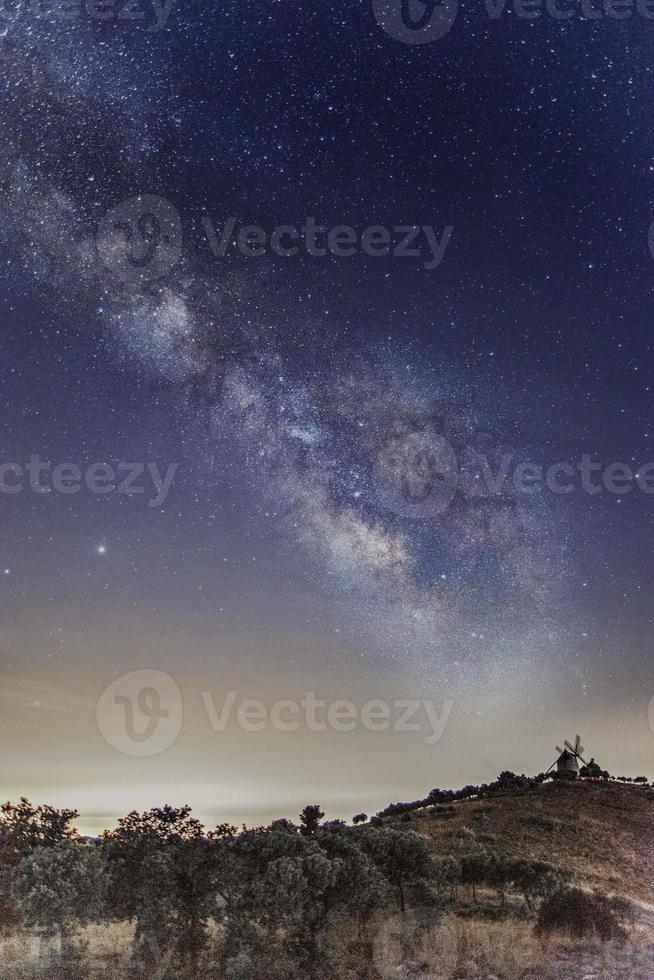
[
  {"x1": 556, "y1": 749, "x2": 579, "y2": 777},
  {"x1": 547, "y1": 735, "x2": 587, "y2": 779}
]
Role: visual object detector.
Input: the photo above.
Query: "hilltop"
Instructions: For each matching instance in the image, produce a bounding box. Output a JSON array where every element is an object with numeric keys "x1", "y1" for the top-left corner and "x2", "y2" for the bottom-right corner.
[
  {"x1": 1, "y1": 782, "x2": 653, "y2": 979},
  {"x1": 410, "y1": 779, "x2": 654, "y2": 907}
]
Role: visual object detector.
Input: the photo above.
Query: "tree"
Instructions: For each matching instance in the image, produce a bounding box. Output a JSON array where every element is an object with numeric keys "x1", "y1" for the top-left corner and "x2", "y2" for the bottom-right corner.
[
  {"x1": 353, "y1": 813, "x2": 368, "y2": 825},
  {"x1": 0, "y1": 798, "x2": 79, "y2": 853},
  {"x1": 579, "y1": 759, "x2": 609, "y2": 780},
  {"x1": 15, "y1": 840, "x2": 106, "y2": 953},
  {"x1": 103, "y1": 805, "x2": 216, "y2": 966},
  {"x1": 460, "y1": 851, "x2": 488, "y2": 902},
  {"x1": 219, "y1": 822, "x2": 334, "y2": 976},
  {"x1": 218, "y1": 820, "x2": 395, "y2": 978},
  {"x1": 299, "y1": 804, "x2": 324, "y2": 837},
  {"x1": 432, "y1": 855, "x2": 461, "y2": 901},
  {"x1": 358, "y1": 828, "x2": 436, "y2": 915},
  {"x1": 508, "y1": 858, "x2": 564, "y2": 909},
  {"x1": 0, "y1": 798, "x2": 79, "y2": 933},
  {"x1": 485, "y1": 852, "x2": 512, "y2": 907},
  {"x1": 316, "y1": 826, "x2": 392, "y2": 968},
  {"x1": 457, "y1": 827, "x2": 488, "y2": 903}
]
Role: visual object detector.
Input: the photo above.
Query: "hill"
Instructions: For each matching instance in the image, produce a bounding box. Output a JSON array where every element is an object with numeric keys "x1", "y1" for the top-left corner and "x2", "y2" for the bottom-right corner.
[{"x1": 411, "y1": 779, "x2": 654, "y2": 907}]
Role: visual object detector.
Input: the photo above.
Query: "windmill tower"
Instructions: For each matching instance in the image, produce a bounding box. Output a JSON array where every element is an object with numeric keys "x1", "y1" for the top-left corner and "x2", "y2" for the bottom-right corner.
[{"x1": 547, "y1": 734, "x2": 588, "y2": 778}]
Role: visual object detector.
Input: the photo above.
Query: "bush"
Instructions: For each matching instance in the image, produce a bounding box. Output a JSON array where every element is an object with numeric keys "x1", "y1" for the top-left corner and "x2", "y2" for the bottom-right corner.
[
  {"x1": 536, "y1": 888, "x2": 626, "y2": 940},
  {"x1": 429, "y1": 807, "x2": 456, "y2": 820}
]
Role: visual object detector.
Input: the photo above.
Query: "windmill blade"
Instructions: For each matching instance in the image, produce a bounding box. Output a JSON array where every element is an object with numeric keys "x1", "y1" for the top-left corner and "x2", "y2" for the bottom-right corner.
[
  {"x1": 563, "y1": 736, "x2": 585, "y2": 759},
  {"x1": 556, "y1": 746, "x2": 564, "y2": 755},
  {"x1": 564, "y1": 739, "x2": 585, "y2": 758},
  {"x1": 577, "y1": 753, "x2": 588, "y2": 766}
]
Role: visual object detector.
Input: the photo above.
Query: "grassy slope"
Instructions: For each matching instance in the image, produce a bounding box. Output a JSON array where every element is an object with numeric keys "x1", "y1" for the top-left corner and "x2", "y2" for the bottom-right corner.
[{"x1": 411, "y1": 780, "x2": 654, "y2": 905}]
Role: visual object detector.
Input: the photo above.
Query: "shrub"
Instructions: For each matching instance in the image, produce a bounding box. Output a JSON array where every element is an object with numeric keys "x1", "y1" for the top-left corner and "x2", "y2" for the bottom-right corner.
[
  {"x1": 429, "y1": 807, "x2": 456, "y2": 820},
  {"x1": 536, "y1": 888, "x2": 626, "y2": 940}
]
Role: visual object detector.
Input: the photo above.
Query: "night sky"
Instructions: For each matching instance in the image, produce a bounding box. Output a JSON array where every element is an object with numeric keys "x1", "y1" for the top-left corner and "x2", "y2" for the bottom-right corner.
[{"x1": 0, "y1": 0, "x2": 652, "y2": 833}]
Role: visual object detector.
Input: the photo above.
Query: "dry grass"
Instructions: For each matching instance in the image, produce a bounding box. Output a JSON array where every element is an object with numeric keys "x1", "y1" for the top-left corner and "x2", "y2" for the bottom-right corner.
[
  {"x1": 412, "y1": 781, "x2": 654, "y2": 906},
  {"x1": 369, "y1": 914, "x2": 654, "y2": 979},
  {"x1": 1, "y1": 908, "x2": 652, "y2": 979},
  {"x1": 371, "y1": 916, "x2": 553, "y2": 978}
]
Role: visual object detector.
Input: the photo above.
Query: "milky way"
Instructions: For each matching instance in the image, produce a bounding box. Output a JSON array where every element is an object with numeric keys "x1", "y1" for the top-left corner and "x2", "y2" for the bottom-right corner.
[
  {"x1": 0, "y1": 146, "x2": 571, "y2": 677},
  {"x1": 1, "y1": 0, "x2": 651, "y2": 700}
]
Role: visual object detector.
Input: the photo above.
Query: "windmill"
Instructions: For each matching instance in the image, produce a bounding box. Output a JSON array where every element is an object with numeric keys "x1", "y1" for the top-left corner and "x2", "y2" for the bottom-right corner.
[{"x1": 547, "y1": 734, "x2": 588, "y2": 778}]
